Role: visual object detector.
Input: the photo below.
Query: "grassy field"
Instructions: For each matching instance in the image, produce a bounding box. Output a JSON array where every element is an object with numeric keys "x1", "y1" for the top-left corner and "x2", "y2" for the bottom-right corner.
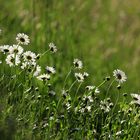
[{"x1": 0, "y1": 0, "x2": 140, "y2": 139}]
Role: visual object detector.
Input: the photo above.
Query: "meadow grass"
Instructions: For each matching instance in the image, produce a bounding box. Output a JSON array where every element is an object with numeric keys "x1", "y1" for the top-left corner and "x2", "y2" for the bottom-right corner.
[{"x1": 0, "y1": 0, "x2": 140, "y2": 139}]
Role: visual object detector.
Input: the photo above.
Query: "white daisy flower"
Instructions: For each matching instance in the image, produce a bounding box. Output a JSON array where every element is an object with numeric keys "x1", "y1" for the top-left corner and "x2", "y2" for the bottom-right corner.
[
  {"x1": 131, "y1": 93, "x2": 140, "y2": 100},
  {"x1": 0, "y1": 45, "x2": 10, "y2": 54},
  {"x1": 62, "y1": 89, "x2": 68, "y2": 98},
  {"x1": 37, "y1": 74, "x2": 50, "y2": 81},
  {"x1": 95, "y1": 88, "x2": 100, "y2": 94},
  {"x1": 131, "y1": 93, "x2": 140, "y2": 105},
  {"x1": 86, "y1": 106, "x2": 91, "y2": 112},
  {"x1": 21, "y1": 62, "x2": 29, "y2": 69},
  {"x1": 16, "y1": 33, "x2": 30, "y2": 45},
  {"x1": 88, "y1": 96, "x2": 93, "y2": 102},
  {"x1": 21, "y1": 61, "x2": 36, "y2": 69},
  {"x1": 109, "y1": 102, "x2": 114, "y2": 108},
  {"x1": 6, "y1": 54, "x2": 20, "y2": 67},
  {"x1": 113, "y1": 69, "x2": 127, "y2": 84},
  {"x1": 85, "y1": 86, "x2": 95, "y2": 91},
  {"x1": 23, "y1": 51, "x2": 36, "y2": 62},
  {"x1": 100, "y1": 100, "x2": 111, "y2": 113},
  {"x1": 75, "y1": 73, "x2": 84, "y2": 82},
  {"x1": 79, "y1": 108, "x2": 85, "y2": 113},
  {"x1": 48, "y1": 90, "x2": 56, "y2": 96},
  {"x1": 83, "y1": 95, "x2": 93, "y2": 103},
  {"x1": 21, "y1": 63, "x2": 26, "y2": 69},
  {"x1": 131, "y1": 100, "x2": 140, "y2": 106},
  {"x1": 83, "y1": 72, "x2": 89, "y2": 78},
  {"x1": 73, "y1": 58, "x2": 83, "y2": 69},
  {"x1": 9, "y1": 45, "x2": 23, "y2": 55},
  {"x1": 46, "y1": 66, "x2": 56, "y2": 74},
  {"x1": 33, "y1": 65, "x2": 41, "y2": 77},
  {"x1": 49, "y1": 42, "x2": 57, "y2": 53},
  {"x1": 27, "y1": 63, "x2": 37, "y2": 73}
]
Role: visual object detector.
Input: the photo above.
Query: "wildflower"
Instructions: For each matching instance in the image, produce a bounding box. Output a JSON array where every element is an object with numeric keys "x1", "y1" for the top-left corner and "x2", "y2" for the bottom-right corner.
[
  {"x1": 85, "y1": 106, "x2": 91, "y2": 112},
  {"x1": 105, "y1": 76, "x2": 110, "y2": 81},
  {"x1": 127, "y1": 108, "x2": 132, "y2": 113},
  {"x1": 35, "y1": 87, "x2": 39, "y2": 91},
  {"x1": 73, "y1": 58, "x2": 83, "y2": 69},
  {"x1": 16, "y1": 33, "x2": 30, "y2": 45},
  {"x1": 62, "y1": 89, "x2": 68, "y2": 98},
  {"x1": 79, "y1": 108, "x2": 85, "y2": 113},
  {"x1": 6, "y1": 54, "x2": 20, "y2": 67},
  {"x1": 37, "y1": 74, "x2": 50, "y2": 81},
  {"x1": 85, "y1": 85, "x2": 95, "y2": 91},
  {"x1": 46, "y1": 107, "x2": 49, "y2": 111},
  {"x1": 23, "y1": 51, "x2": 36, "y2": 62},
  {"x1": 0, "y1": 45, "x2": 10, "y2": 54},
  {"x1": 33, "y1": 65, "x2": 41, "y2": 77},
  {"x1": 95, "y1": 88, "x2": 100, "y2": 94},
  {"x1": 46, "y1": 66, "x2": 56, "y2": 74},
  {"x1": 109, "y1": 102, "x2": 114, "y2": 108},
  {"x1": 0, "y1": 60, "x2": 2, "y2": 64},
  {"x1": 117, "y1": 84, "x2": 121, "y2": 90},
  {"x1": 49, "y1": 42, "x2": 57, "y2": 53},
  {"x1": 131, "y1": 93, "x2": 140, "y2": 105},
  {"x1": 100, "y1": 99, "x2": 112, "y2": 113},
  {"x1": 123, "y1": 93, "x2": 128, "y2": 97},
  {"x1": 47, "y1": 84, "x2": 51, "y2": 88},
  {"x1": 113, "y1": 69, "x2": 127, "y2": 84},
  {"x1": 83, "y1": 72, "x2": 89, "y2": 78},
  {"x1": 21, "y1": 62, "x2": 27, "y2": 69},
  {"x1": 83, "y1": 95, "x2": 93, "y2": 103},
  {"x1": 9, "y1": 45, "x2": 23, "y2": 55},
  {"x1": 48, "y1": 90, "x2": 56, "y2": 96},
  {"x1": 37, "y1": 95, "x2": 42, "y2": 99},
  {"x1": 21, "y1": 61, "x2": 36, "y2": 70},
  {"x1": 131, "y1": 93, "x2": 140, "y2": 101},
  {"x1": 107, "y1": 98, "x2": 111, "y2": 102},
  {"x1": 36, "y1": 54, "x2": 40, "y2": 60},
  {"x1": 75, "y1": 73, "x2": 84, "y2": 82}
]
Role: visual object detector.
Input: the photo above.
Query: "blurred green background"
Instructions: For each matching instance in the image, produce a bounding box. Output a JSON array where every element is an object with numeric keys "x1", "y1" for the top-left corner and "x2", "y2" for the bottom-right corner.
[{"x1": 0, "y1": 0, "x2": 140, "y2": 93}]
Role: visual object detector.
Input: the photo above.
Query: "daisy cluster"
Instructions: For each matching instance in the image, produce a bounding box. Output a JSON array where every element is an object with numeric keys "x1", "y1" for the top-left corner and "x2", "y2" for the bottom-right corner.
[
  {"x1": 0, "y1": 33, "x2": 57, "y2": 82},
  {"x1": 61, "y1": 56, "x2": 129, "y2": 117},
  {"x1": 1, "y1": 32, "x2": 140, "y2": 139}
]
